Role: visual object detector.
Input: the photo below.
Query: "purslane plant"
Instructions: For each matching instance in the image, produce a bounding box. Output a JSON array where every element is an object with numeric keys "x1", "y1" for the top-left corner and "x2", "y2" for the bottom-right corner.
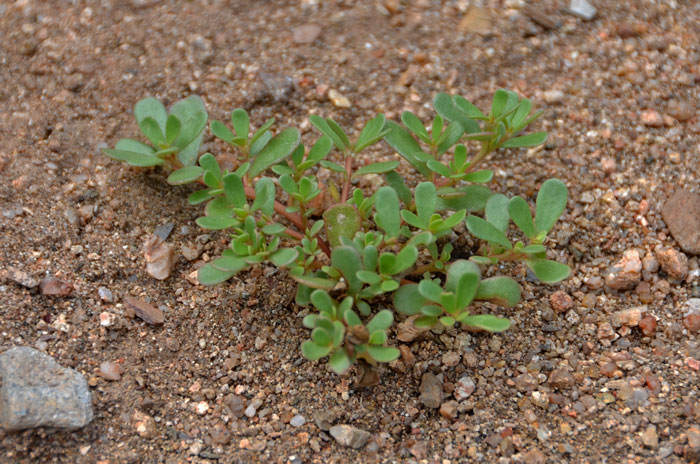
[{"x1": 103, "y1": 90, "x2": 571, "y2": 375}]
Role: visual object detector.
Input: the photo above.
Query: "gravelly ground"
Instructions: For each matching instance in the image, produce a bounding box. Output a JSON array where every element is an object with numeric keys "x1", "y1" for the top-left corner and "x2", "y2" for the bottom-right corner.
[{"x1": 0, "y1": 0, "x2": 698, "y2": 463}]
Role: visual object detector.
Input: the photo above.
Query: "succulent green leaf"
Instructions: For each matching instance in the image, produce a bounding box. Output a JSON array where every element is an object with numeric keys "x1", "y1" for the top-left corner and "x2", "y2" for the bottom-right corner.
[
  {"x1": 455, "y1": 272, "x2": 479, "y2": 310},
  {"x1": 453, "y1": 95, "x2": 486, "y2": 119},
  {"x1": 463, "y1": 169, "x2": 494, "y2": 183},
  {"x1": 205, "y1": 195, "x2": 234, "y2": 217},
  {"x1": 534, "y1": 178, "x2": 568, "y2": 234},
  {"x1": 331, "y1": 246, "x2": 364, "y2": 294},
  {"x1": 165, "y1": 114, "x2": 181, "y2": 145},
  {"x1": 307, "y1": 135, "x2": 333, "y2": 164},
  {"x1": 436, "y1": 121, "x2": 464, "y2": 155},
  {"x1": 197, "y1": 263, "x2": 237, "y2": 285},
  {"x1": 393, "y1": 284, "x2": 426, "y2": 315},
  {"x1": 223, "y1": 173, "x2": 246, "y2": 207},
  {"x1": 231, "y1": 108, "x2": 250, "y2": 140},
  {"x1": 354, "y1": 113, "x2": 387, "y2": 152},
  {"x1": 261, "y1": 223, "x2": 286, "y2": 235},
  {"x1": 440, "y1": 316, "x2": 456, "y2": 327},
  {"x1": 426, "y1": 159, "x2": 452, "y2": 177},
  {"x1": 134, "y1": 97, "x2": 167, "y2": 129},
  {"x1": 508, "y1": 196, "x2": 536, "y2": 238},
  {"x1": 511, "y1": 98, "x2": 532, "y2": 128},
  {"x1": 309, "y1": 115, "x2": 346, "y2": 151},
  {"x1": 311, "y1": 327, "x2": 332, "y2": 346},
  {"x1": 211, "y1": 120, "x2": 235, "y2": 142},
  {"x1": 249, "y1": 128, "x2": 301, "y2": 178},
  {"x1": 210, "y1": 256, "x2": 248, "y2": 273},
  {"x1": 413, "y1": 316, "x2": 437, "y2": 329},
  {"x1": 475, "y1": 276, "x2": 521, "y2": 307},
  {"x1": 418, "y1": 279, "x2": 443, "y2": 303},
  {"x1": 373, "y1": 186, "x2": 401, "y2": 240},
  {"x1": 470, "y1": 255, "x2": 497, "y2": 265},
  {"x1": 198, "y1": 152, "x2": 220, "y2": 176},
  {"x1": 485, "y1": 194, "x2": 510, "y2": 232},
  {"x1": 250, "y1": 130, "x2": 272, "y2": 156},
  {"x1": 170, "y1": 96, "x2": 208, "y2": 166},
  {"x1": 367, "y1": 309, "x2": 393, "y2": 333},
  {"x1": 353, "y1": 160, "x2": 400, "y2": 178},
  {"x1": 250, "y1": 118, "x2": 275, "y2": 148},
  {"x1": 366, "y1": 346, "x2": 400, "y2": 363},
  {"x1": 400, "y1": 210, "x2": 427, "y2": 229},
  {"x1": 290, "y1": 272, "x2": 336, "y2": 290},
  {"x1": 501, "y1": 131, "x2": 548, "y2": 148},
  {"x1": 102, "y1": 148, "x2": 163, "y2": 167},
  {"x1": 279, "y1": 174, "x2": 298, "y2": 195},
  {"x1": 203, "y1": 170, "x2": 221, "y2": 189},
  {"x1": 527, "y1": 259, "x2": 571, "y2": 283},
  {"x1": 195, "y1": 215, "x2": 238, "y2": 230},
  {"x1": 436, "y1": 185, "x2": 492, "y2": 212},
  {"x1": 378, "y1": 253, "x2": 397, "y2": 275},
  {"x1": 269, "y1": 248, "x2": 299, "y2": 267},
  {"x1": 465, "y1": 215, "x2": 512, "y2": 249},
  {"x1": 383, "y1": 121, "x2": 430, "y2": 176},
  {"x1": 415, "y1": 182, "x2": 437, "y2": 223},
  {"x1": 490, "y1": 89, "x2": 510, "y2": 118},
  {"x1": 344, "y1": 308, "x2": 362, "y2": 327},
  {"x1": 188, "y1": 189, "x2": 217, "y2": 205},
  {"x1": 357, "y1": 270, "x2": 382, "y2": 285},
  {"x1": 329, "y1": 350, "x2": 352, "y2": 373},
  {"x1": 310, "y1": 289, "x2": 335, "y2": 316},
  {"x1": 385, "y1": 171, "x2": 413, "y2": 206},
  {"x1": 421, "y1": 305, "x2": 444, "y2": 317},
  {"x1": 368, "y1": 331, "x2": 387, "y2": 346},
  {"x1": 445, "y1": 259, "x2": 481, "y2": 292},
  {"x1": 433, "y1": 93, "x2": 481, "y2": 134},
  {"x1": 460, "y1": 314, "x2": 511, "y2": 332},
  {"x1": 522, "y1": 244, "x2": 546, "y2": 256},
  {"x1": 387, "y1": 245, "x2": 417, "y2": 275},
  {"x1": 401, "y1": 111, "x2": 431, "y2": 143},
  {"x1": 319, "y1": 160, "x2": 346, "y2": 173},
  {"x1": 301, "y1": 341, "x2": 332, "y2": 361},
  {"x1": 324, "y1": 204, "x2": 361, "y2": 248},
  {"x1": 167, "y1": 166, "x2": 203, "y2": 185},
  {"x1": 138, "y1": 117, "x2": 164, "y2": 146},
  {"x1": 252, "y1": 177, "x2": 275, "y2": 216}
]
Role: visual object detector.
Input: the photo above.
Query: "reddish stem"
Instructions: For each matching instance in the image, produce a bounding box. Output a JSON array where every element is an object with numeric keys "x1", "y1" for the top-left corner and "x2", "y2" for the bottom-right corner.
[
  {"x1": 243, "y1": 187, "x2": 332, "y2": 258},
  {"x1": 341, "y1": 155, "x2": 353, "y2": 203}
]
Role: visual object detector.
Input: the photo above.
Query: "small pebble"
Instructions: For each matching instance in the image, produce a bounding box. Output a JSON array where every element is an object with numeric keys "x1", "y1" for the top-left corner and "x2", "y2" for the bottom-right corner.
[
  {"x1": 290, "y1": 415, "x2": 306, "y2": 427},
  {"x1": 328, "y1": 89, "x2": 351, "y2": 108},
  {"x1": 98, "y1": 287, "x2": 113, "y2": 302},
  {"x1": 99, "y1": 361, "x2": 123, "y2": 381},
  {"x1": 292, "y1": 24, "x2": 321, "y2": 44}
]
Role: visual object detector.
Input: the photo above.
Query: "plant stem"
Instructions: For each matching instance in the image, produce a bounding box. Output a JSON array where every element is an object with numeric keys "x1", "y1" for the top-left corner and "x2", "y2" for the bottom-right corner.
[
  {"x1": 341, "y1": 154, "x2": 353, "y2": 203},
  {"x1": 243, "y1": 187, "x2": 331, "y2": 257},
  {"x1": 466, "y1": 145, "x2": 492, "y2": 173}
]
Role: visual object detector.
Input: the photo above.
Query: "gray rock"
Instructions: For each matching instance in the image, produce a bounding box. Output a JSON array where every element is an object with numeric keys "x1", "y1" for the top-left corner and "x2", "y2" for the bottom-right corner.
[
  {"x1": 329, "y1": 424, "x2": 371, "y2": 449},
  {"x1": 289, "y1": 414, "x2": 306, "y2": 427},
  {"x1": 567, "y1": 0, "x2": 596, "y2": 20},
  {"x1": 418, "y1": 372, "x2": 443, "y2": 409},
  {"x1": 0, "y1": 347, "x2": 93, "y2": 431}
]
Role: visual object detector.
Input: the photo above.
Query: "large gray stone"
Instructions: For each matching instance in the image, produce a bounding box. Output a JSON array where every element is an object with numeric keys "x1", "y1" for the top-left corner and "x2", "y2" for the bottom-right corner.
[{"x1": 0, "y1": 347, "x2": 93, "y2": 431}]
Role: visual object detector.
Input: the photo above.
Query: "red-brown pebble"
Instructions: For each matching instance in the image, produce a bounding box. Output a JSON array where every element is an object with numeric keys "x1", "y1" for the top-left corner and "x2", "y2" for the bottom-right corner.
[
  {"x1": 549, "y1": 291, "x2": 573, "y2": 313},
  {"x1": 601, "y1": 362, "x2": 617, "y2": 378},
  {"x1": 684, "y1": 313, "x2": 700, "y2": 333},
  {"x1": 638, "y1": 315, "x2": 657, "y2": 336}
]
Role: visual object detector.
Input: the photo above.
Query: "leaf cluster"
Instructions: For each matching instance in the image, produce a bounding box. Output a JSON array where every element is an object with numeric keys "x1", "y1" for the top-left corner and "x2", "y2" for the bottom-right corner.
[{"x1": 102, "y1": 90, "x2": 571, "y2": 377}]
